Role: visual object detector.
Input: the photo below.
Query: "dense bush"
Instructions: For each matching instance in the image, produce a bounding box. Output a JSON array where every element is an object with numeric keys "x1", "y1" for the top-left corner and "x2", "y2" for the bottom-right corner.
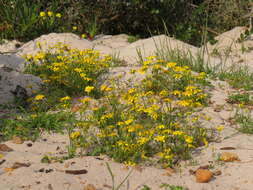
[{"x1": 0, "y1": 0, "x2": 251, "y2": 45}]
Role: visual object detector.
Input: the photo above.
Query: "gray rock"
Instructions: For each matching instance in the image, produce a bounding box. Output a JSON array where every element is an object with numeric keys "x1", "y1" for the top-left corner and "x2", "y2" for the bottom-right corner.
[
  {"x1": 0, "y1": 55, "x2": 42, "y2": 105},
  {"x1": 0, "y1": 54, "x2": 25, "y2": 72}
]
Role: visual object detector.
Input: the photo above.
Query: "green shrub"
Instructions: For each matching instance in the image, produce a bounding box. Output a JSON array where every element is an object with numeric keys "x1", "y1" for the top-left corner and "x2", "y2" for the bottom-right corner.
[
  {"x1": 0, "y1": 0, "x2": 65, "y2": 41},
  {"x1": 0, "y1": 0, "x2": 251, "y2": 46},
  {"x1": 71, "y1": 56, "x2": 212, "y2": 167},
  {"x1": 24, "y1": 43, "x2": 111, "y2": 96}
]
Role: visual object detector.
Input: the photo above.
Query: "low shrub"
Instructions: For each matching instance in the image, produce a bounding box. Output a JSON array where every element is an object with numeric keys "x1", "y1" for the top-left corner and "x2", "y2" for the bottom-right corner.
[
  {"x1": 70, "y1": 56, "x2": 212, "y2": 167},
  {"x1": 23, "y1": 43, "x2": 111, "y2": 112}
]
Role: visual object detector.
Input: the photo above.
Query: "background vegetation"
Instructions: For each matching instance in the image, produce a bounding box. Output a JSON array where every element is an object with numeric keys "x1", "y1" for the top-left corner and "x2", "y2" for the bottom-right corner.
[{"x1": 0, "y1": 0, "x2": 251, "y2": 46}]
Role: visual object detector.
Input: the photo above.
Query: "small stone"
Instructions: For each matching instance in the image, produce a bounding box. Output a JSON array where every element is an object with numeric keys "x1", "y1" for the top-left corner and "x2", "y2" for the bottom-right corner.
[
  {"x1": 12, "y1": 136, "x2": 23, "y2": 144},
  {"x1": 84, "y1": 184, "x2": 96, "y2": 190},
  {"x1": 195, "y1": 169, "x2": 213, "y2": 183},
  {"x1": 45, "y1": 169, "x2": 54, "y2": 173},
  {"x1": 213, "y1": 170, "x2": 222, "y2": 176},
  {"x1": 220, "y1": 152, "x2": 240, "y2": 162},
  {"x1": 27, "y1": 143, "x2": 33, "y2": 147},
  {"x1": 0, "y1": 144, "x2": 13, "y2": 152}
]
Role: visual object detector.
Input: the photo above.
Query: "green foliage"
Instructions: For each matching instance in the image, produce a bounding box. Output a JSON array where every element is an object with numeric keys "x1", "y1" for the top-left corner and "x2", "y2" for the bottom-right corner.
[
  {"x1": 160, "y1": 183, "x2": 184, "y2": 190},
  {"x1": 235, "y1": 107, "x2": 253, "y2": 134},
  {"x1": 127, "y1": 35, "x2": 140, "y2": 43},
  {"x1": 1, "y1": 111, "x2": 74, "y2": 141},
  {"x1": 237, "y1": 28, "x2": 253, "y2": 43},
  {"x1": 203, "y1": 0, "x2": 250, "y2": 34},
  {"x1": 218, "y1": 65, "x2": 253, "y2": 90},
  {"x1": 0, "y1": 0, "x2": 65, "y2": 41},
  {"x1": 0, "y1": 0, "x2": 251, "y2": 46},
  {"x1": 227, "y1": 93, "x2": 253, "y2": 105}
]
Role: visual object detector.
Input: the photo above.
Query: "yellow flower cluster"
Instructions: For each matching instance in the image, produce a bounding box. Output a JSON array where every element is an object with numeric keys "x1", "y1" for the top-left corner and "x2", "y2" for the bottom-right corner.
[
  {"x1": 34, "y1": 94, "x2": 45, "y2": 100},
  {"x1": 77, "y1": 56, "x2": 210, "y2": 167},
  {"x1": 24, "y1": 43, "x2": 111, "y2": 95},
  {"x1": 39, "y1": 11, "x2": 61, "y2": 18}
]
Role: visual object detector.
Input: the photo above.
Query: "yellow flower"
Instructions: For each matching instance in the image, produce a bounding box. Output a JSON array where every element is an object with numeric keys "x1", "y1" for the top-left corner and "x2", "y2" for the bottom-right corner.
[
  {"x1": 184, "y1": 136, "x2": 193, "y2": 144},
  {"x1": 70, "y1": 131, "x2": 81, "y2": 139},
  {"x1": 203, "y1": 138, "x2": 208, "y2": 147},
  {"x1": 146, "y1": 55, "x2": 156, "y2": 60},
  {"x1": 52, "y1": 67, "x2": 60, "y2": 72},
  {"x1": 127, "y1": 126, "x2": 135, "y2": 132},
  {"x1": 138, "y1": 66, "x2": 148, "y2": 74},
  {"x1": 56, "y1": 13, "x2": 61, "y2": 18},
  {"x1": 156, "y1": 124, "x2": 165, "y2": 129},
  {"x1": 173, "y1": 131, "x2": 184, "y2": 136},
  {"x1": 74, "y1": 68, "x2": 82, "y2": 73},
  {"x1": 166, "y1": 62, "x2": 177, "y2": 68},
  {"x1": 163, "y1": 98, "x2": 172, "y2": 103},
  {"x1": 42, "y1": 79, "x2": 51, "y2": 83},
  {"x1": 143, "y1": 60, "x2": 152, "y2": 66},
  {"x1": 24, "y1": 54, "x2": 32, "y2": 60},
  {"x1": 177, "y1": 100, "x2": 190, "y2": 107},
  {"x1": 34, "y1": 94, "x2": 45, "y2": 100},
  {"x1": 159, "y1": 90, "x2": 168, "y2": 97},
  {"x1": 128, "y1": 88, "x2": 136, "y2": 94},
  {"x1": 31, "y1": 114, "x2": 37, "y2": 118},
  {"x1": 173, "y1": 73, "x2": 183, "y2": 79},
  {"x1": 72, "y1": 26, "x2": 77, "y2": 31},
  {"x1": 154, "y1": 135, "x2": 165, "y2": 143},
  {"x1": 60, "y1": 96, "x2": 71, "y2": 102},
  {"x1": 92, "y1": 107, "x2": 99, "y2": 111},
  {"x1": 39, "y1": 12, "x2": 46, "y2": 17},
  {"x1": 172, "y1": 90, "x2": 181, "y2": 96},
  {"x1": 100, "y1": 84, "x2": 112, "y2": 92},
  {"x1": 216, "y1": 125, "x2": 224, "y2": 132},
  {"x1": 124, "y1": 119, "x2": 133, "y2": 125},
  {"x1": 123, "y1": 160, "x2": 136, "y2": 166},
  {"x1": 47, "y1": 11, "x2": 53, "y2": 17},
  {"x1": 81, "y1": 34, "x2": 87, "y2": 39},
  {"x1": 137, "y1": 137, "x2": 148, "y2": 145},
  {"x1": 84, "y1": 86, "x2": 94, "y2": 93}
]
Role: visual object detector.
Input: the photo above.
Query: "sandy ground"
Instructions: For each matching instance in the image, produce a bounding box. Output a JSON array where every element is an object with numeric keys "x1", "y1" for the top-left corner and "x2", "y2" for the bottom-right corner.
[{"x1": 1, "y1": 28, "x2": 253, "y2": 190}]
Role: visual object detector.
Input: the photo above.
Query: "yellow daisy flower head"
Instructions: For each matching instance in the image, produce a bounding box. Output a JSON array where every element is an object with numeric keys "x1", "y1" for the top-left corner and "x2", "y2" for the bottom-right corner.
[
  {"x1": 34, "y1": 94, "x2": 45, "y2": 100},
  {"x1": 39, "y1": 12, "x2": 46, "y2": 17},
  {"x1": 70, "y1": 131, "x2": 81, "y2": 139},
  {"x1": 47, "y1": 11, "x2": 53, "y2": 17},
  {"x1": 81, "y1": 34, "x2": 87, "y2": 39},
  {"x1": 216, "y1": 125, "x2": 224, "y2": 132},
  {"x1": 56, "y1": 13, "x2": 61, "y2": 18},
  {"x1": 84, "y1": 86, "x2": 94, "y2": 93},
  {"x1": 60, "y1": 96, "x2": 71, "y2": 102}
]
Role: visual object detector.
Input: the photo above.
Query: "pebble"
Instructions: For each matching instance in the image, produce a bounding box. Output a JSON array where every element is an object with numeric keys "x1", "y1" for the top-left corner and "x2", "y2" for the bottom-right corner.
[{"x1": 195, "y1": 169, "x2": 213, "y2": 183}]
